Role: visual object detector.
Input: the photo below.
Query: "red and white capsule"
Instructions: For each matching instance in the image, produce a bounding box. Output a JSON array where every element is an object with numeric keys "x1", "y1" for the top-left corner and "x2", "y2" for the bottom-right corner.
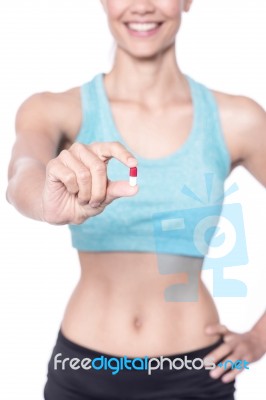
[{"x1": 129, "y1": 167, "x2": 138, "y2": 187}]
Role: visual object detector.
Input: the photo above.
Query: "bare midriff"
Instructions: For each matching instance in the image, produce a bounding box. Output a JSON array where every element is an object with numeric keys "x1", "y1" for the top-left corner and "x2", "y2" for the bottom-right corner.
[{"x1": 61, "y1": 251, "x2": 220, "y2": 357}]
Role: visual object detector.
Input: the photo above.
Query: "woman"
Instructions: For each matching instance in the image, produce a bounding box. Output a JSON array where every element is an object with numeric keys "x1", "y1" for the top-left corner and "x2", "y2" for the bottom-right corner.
[{"x1": 6, "y1": 0, "x2": 266, "y2": 399}]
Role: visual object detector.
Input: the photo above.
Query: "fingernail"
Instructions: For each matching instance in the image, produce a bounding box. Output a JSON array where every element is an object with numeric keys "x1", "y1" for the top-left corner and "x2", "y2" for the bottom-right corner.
[
  {"x1": 129, "y1": 183, "x2": 138, "y2": 191},
  {"x1": 128, "y1": 157, "x2": 137, "y2": 165},
  {"x1": 210, "y1": 370, "x2": 219, "y2": 379},
  {"x1": 222, "y1": 375, "x2": 230, "y2": 383}
]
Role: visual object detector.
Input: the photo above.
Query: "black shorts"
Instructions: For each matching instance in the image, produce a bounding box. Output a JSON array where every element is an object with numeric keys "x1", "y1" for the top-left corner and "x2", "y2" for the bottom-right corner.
[{"x1": 44, "y1": 330, "x2": 235, "y2": 400}]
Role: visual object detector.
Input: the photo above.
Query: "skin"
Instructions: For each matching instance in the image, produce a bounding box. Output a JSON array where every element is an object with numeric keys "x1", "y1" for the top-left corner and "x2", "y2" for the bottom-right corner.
[{"x1": 6, "y1": 0, "x2": 266, "y2": 385}]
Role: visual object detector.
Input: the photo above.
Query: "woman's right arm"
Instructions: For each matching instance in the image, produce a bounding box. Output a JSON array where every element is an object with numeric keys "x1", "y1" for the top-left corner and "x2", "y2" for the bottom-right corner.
[
  {"x1": 6, "y1": 92, "x2": 138, "y2": 225},
  {"x1": 6, "y1": 92, "x2": 66, "y2": 222}
]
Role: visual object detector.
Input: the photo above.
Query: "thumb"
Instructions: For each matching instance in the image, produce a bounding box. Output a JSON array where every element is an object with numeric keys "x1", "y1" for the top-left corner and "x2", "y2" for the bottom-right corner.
[
  {"x1": 205, "y1": 323, "x2": 229, "y2": 335},
  {"x1": 104, "y1": 180, "x2": 139, "y2": 205}
]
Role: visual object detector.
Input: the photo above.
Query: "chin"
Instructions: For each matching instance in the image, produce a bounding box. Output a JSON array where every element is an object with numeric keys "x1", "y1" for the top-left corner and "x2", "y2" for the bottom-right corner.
[{"x1": 124, "y1": 46, "x2": 163, "y2": 60}]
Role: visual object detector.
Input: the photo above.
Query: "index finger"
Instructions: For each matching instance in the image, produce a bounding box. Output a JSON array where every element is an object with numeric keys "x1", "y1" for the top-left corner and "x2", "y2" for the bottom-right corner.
[
  {"x1": 204, "y1": 343, "x2": 232, "y2": 365},
  {"x1": 89, "y1": 141, "x2": 138, "y2": 167}
]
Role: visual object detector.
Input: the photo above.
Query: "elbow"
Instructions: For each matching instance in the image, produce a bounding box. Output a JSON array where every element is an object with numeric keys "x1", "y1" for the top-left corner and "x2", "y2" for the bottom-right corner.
[
  {"x1": 5, "y1": 187, "x2": 10, "y2": 205},
  {"x1": 6, "y1": 161, "x2": 17, "y2": 206},
  {"x1": 6, "y1": 179, "x2": 15, "y2": 206}
]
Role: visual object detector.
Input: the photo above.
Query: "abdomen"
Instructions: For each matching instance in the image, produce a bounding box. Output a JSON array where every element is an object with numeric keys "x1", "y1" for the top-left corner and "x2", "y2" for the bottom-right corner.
[{"x1": 60, "y1": 251, "x2": 220, "y2": 357}]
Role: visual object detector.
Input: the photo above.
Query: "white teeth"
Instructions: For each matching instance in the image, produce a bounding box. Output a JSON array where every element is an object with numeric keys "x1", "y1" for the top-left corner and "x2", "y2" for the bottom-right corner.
[{"x1": 127, "y1": 22, "x2": 160, "y2": 32}]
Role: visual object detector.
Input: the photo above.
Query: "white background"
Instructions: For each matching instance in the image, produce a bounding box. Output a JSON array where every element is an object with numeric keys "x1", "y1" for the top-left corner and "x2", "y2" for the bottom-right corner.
[{"x1": 0, "y1": 0, "x2": 266, "y2": 399}]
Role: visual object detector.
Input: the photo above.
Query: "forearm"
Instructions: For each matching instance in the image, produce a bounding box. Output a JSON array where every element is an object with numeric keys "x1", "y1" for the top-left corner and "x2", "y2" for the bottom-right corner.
[
  {"x1": 6, "y1": 158, "x2": 46, "y2": 222},
  {"x1": 251, "y1": 310, "x2": 266, "y2": 352}
]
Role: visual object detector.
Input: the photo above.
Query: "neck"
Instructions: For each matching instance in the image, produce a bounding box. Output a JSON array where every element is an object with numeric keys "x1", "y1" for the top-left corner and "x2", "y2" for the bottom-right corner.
[{"x1": 105, "y1": 43, "x2": 187, "y2": 108}]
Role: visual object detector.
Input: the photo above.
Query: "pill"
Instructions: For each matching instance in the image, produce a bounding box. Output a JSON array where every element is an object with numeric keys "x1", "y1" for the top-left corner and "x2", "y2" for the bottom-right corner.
[{"x1": 129, "y1": 167, "x2": 138, "y2": 187}]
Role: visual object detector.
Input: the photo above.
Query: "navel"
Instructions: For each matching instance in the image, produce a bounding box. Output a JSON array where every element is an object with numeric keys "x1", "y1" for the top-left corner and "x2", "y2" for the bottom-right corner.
[{"x1": 133, "y1": 316, "x2": 143, "y2": 330}]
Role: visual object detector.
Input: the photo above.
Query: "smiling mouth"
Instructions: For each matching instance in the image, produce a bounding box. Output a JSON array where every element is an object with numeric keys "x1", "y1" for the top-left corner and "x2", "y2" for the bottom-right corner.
[{"x1": 124, "y1": 22, "x2": 164, "y2": 33}]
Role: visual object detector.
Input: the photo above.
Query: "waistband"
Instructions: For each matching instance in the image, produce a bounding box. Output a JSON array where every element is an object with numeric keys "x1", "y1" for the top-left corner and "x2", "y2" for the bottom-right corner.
[{"x1": 57, "y1": 328, "x2": 223, "y2": 361}]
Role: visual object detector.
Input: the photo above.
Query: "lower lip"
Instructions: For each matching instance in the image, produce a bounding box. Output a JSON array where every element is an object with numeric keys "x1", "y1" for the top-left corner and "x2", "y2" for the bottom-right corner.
[{"x1": 125, "y1": 23, "x2": 163, "y2": 38}]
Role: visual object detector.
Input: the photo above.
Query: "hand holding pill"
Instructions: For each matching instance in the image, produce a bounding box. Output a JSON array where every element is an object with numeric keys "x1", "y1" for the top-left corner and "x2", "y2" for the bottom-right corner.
[{"x1": 41, "y1": 141, "x2": 138, "y2": 225}]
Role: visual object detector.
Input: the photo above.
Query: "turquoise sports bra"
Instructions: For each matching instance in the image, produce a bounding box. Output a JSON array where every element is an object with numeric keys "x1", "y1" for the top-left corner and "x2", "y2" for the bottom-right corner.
[{"x1": 68, "y1": 72, "x2": 231, "y2": 256}]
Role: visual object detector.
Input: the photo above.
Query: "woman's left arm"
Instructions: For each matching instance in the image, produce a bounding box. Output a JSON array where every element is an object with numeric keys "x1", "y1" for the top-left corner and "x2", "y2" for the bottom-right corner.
[
  {"x1": 234, "y1": 96, "x2": 266, "y2": 186},
  {"x1": 204, "y1": 95, "x2": 266, "y2": 383}
]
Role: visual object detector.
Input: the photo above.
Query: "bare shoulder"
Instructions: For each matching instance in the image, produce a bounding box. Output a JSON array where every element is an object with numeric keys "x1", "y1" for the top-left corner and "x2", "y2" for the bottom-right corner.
[
  {"x1": 211, "y1": 89, "x2": 266, "y2": 167},
  {"x1": 212, "y1": 89, "x2": 265, "y2": 127},
  {"x1": 212, "y1": 89, "x2": 266, "y2": 185},
  {"x1": 16, "y1": 86, "x2": 82, "y2": 147}
]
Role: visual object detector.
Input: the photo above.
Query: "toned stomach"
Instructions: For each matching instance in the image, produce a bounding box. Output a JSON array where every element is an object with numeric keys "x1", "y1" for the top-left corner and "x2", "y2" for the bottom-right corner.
[{"x1": 61, "y1": 252, "x2": 220, "y2": 357}]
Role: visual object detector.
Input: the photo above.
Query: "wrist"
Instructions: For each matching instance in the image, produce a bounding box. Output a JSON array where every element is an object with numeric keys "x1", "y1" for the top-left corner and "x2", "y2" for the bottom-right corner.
[{"x1": 250, "y1": 326, "x2": 266, "y2": 354}]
